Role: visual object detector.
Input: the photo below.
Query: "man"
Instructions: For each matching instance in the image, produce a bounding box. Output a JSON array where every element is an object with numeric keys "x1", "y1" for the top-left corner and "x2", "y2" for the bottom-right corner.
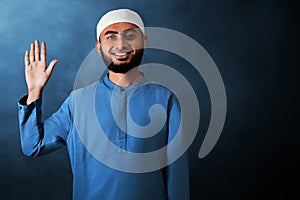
[{"x1": 18, "y1": 8, "x2": 190, "y2": 199}]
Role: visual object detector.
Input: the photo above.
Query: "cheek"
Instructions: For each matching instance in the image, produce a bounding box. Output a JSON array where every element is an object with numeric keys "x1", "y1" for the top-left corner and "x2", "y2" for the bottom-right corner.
[
  {"x1": 99, "y1": 41, "x2": 111, "y2": 51},
  {"x1": 131, "y1": 41, "x2": 145, "y2": 50},
  {"x1": 100, "y1": 46, "x2": 110, "y2": 55}
]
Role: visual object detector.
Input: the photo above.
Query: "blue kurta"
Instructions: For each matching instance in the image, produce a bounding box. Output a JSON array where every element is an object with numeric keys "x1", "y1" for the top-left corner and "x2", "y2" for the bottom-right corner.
[{"x1": 18, "y1": 74, "x2": 190, "y2": 200}]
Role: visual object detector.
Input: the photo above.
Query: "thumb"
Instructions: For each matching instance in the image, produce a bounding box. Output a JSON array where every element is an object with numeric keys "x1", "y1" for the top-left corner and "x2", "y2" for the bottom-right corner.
[{"x1": 46, "y1": 59, "x2": 58, "y2": 76}]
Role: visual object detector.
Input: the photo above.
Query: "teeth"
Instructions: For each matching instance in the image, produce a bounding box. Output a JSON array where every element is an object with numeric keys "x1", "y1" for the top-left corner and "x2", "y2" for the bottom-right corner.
[{"x1": 114, "y1": 52, "x2": 127, "y2": 56}]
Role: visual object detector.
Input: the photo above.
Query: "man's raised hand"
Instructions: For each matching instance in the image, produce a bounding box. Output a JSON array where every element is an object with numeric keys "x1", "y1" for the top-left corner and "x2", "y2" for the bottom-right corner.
[{"x1": 24, "y1": 40, "x2": 58, "y2": 105}]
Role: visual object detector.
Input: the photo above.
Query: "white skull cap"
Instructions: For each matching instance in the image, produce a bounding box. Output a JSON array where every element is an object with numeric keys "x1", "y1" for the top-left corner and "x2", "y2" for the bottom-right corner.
[{"x1": 96, "y1": 8, "x2": 145, "y2": 41}]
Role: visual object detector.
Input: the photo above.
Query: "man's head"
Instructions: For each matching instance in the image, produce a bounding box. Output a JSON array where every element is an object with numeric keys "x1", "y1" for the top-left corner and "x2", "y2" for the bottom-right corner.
[{"x1": 95, "y1": 9, "x2": 147, "y2": 74}]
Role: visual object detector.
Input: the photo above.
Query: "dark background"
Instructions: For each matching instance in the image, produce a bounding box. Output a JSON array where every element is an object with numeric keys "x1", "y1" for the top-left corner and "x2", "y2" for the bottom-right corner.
[{"x1": 0, "y1": 0, "x2": 298, "y2": 199}]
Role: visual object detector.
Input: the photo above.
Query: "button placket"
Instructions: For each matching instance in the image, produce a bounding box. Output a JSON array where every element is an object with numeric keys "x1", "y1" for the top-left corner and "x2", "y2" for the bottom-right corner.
[{"x1": 116, "y1": 88, "x2": 127, "y2": 152}]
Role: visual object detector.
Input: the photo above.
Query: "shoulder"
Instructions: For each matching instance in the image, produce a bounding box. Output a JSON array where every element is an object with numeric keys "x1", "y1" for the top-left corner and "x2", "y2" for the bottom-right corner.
[
  {"x1": 137, "y1": 82, "x2": 176, "y2": 98},
  {"x1": 70, "y1": 81, "x2": 98, "y2": 97}
]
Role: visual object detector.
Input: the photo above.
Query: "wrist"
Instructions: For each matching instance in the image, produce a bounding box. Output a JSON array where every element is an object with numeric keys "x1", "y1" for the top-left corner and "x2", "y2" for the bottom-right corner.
[{"x1": 27, "y1": 89, "x2": 43, "y2": 105}]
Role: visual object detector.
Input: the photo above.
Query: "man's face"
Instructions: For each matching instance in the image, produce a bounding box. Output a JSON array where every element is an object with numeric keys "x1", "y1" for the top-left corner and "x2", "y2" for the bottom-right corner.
[{"x1": 96, "y1": 22, "x2": 147, "y2": 74}]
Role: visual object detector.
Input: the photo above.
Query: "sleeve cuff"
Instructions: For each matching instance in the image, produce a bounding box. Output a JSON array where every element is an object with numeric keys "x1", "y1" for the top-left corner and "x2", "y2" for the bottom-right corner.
[{"x1": 18, "y1": 95, "x2": 42, "y2": 111}]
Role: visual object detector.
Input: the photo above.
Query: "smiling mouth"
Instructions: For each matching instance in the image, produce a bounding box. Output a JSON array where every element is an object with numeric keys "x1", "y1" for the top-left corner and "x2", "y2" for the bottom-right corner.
[{"x1": 111, "y1": 51, "x2": 133, "y2": 60}]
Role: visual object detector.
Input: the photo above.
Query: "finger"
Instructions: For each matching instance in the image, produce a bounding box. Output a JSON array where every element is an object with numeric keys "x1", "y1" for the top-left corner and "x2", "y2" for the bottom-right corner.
[
  {"x1": 41, "y1": 42, "x2": 46, "y2": 62},
  {"x1": 24, "y1": 50, "x2": 29, "y2": 67},
  {"x1": 46, "y1": 59, "x2": 58, "y2": 76},
  {"x1": 29, "y1": 43, "x2": 34, "y2": 63},
  {"x1": 35, "y1": 40, "x2": 40, "y2": 61}
]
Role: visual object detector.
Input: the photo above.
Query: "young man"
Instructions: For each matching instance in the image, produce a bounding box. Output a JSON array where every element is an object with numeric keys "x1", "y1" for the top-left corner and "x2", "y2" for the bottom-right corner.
[{"x1": 18, "y1": 9, "x2": 190, "y2": 199}]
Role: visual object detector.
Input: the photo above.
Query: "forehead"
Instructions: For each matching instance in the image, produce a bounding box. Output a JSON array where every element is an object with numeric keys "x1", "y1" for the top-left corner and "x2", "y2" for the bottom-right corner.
[{"x1": 100, "y1": 22, "x2": 140, "y2": 37}]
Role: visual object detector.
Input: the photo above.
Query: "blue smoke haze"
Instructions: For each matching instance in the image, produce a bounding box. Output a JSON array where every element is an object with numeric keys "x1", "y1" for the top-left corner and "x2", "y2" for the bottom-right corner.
[{"x1": 0, "y1": 0, "x2": 297, "y2": 199}]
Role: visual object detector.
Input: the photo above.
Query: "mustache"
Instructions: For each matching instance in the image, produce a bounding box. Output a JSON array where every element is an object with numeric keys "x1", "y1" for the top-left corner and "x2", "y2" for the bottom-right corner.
[{"x1": 110, "y1": 47, "x2": 134, "y2": 54}]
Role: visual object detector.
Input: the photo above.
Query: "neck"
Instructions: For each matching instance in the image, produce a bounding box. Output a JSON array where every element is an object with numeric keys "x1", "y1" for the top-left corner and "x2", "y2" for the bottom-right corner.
[{"x1": 108, "y1": 67, "x2": 143, "y2": 88}]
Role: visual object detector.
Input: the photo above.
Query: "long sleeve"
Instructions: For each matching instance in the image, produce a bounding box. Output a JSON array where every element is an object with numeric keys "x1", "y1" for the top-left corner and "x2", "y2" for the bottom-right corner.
[
  {"x1": 18, "y1": 95, "x2": 72, "y2": 156},
  {"x1": 166, "y1": 153, "x2": 190, "y2": 200},
  {"x1": 166, "y1": 95, "x2": 190, "y2": 200}
]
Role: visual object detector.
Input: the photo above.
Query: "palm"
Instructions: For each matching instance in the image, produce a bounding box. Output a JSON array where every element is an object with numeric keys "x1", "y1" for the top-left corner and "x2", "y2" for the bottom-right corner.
[
  {"x1": 24, "y1": 40, "x2": 58, "y2": 92},
  {"x1": 26, "y1": 60, "x2": 48, "y2": 91}
]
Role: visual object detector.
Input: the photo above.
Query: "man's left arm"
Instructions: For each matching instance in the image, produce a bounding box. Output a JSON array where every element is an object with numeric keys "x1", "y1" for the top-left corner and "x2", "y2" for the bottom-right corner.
[{"x1": 166, "y1": 96, "x2": 190, "y2": 200}]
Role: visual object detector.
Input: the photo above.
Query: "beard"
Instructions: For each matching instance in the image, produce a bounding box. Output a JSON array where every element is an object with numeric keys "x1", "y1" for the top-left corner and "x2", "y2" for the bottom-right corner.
[{"x1": 101, "y1": 47, "x2": 144, "y2": 74}]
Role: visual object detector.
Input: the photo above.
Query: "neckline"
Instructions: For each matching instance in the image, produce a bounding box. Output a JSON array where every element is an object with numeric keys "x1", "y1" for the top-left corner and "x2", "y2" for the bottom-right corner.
[{"x1": 102, "y1": 73, "x2": 147, "y2": 92}]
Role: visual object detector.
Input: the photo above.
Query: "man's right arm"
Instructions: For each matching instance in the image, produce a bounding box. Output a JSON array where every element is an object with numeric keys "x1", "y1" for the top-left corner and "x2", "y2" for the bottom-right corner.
[
  {"x1": 18, "y1": 95, "x2": 72, "y2": 156},
  {"x1": 18, "y1": 39, "x2": 67, "y2": 156}
]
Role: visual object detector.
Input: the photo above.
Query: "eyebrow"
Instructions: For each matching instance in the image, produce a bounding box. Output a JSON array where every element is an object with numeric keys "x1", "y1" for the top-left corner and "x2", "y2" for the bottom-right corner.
[
  {"x1": 104, "y1": 28, "x2": 138, "y2": 36},
  {"x1": 123, "y1": 28, "x2": 138, "y2": 33},
  {"x1": 104, "y1": 31, "x2": 118, "y2": 35}
]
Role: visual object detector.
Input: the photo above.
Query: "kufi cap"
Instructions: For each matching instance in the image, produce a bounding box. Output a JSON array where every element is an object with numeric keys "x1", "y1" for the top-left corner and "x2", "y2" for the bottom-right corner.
[{"x1": 96, "y1": 9, "x2": 144, "y2": 41}]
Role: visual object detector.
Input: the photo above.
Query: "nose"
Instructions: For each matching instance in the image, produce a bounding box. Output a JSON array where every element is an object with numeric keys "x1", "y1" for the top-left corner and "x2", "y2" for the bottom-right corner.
[{"x1": 115, "y1": 36, "x2": 127, "y2": 50}]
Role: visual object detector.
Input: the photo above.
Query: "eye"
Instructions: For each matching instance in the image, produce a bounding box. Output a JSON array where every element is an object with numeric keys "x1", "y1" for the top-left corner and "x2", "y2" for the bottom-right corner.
[
  {"x1": 106, "y1": 35, "x2": 116, "y2": 40},
  {"x1": 124, "y1": 33, "x2": 137, "y2": 40}
]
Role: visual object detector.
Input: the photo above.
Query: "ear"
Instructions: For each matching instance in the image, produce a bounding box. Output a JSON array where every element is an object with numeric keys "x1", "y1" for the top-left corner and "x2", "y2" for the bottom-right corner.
[
  {"x1": 95, "y1": 41, "x2": 102, "y2": 55},
  {"x1": 143, "y1": 35, "x2": 148, "y2": 50}
]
